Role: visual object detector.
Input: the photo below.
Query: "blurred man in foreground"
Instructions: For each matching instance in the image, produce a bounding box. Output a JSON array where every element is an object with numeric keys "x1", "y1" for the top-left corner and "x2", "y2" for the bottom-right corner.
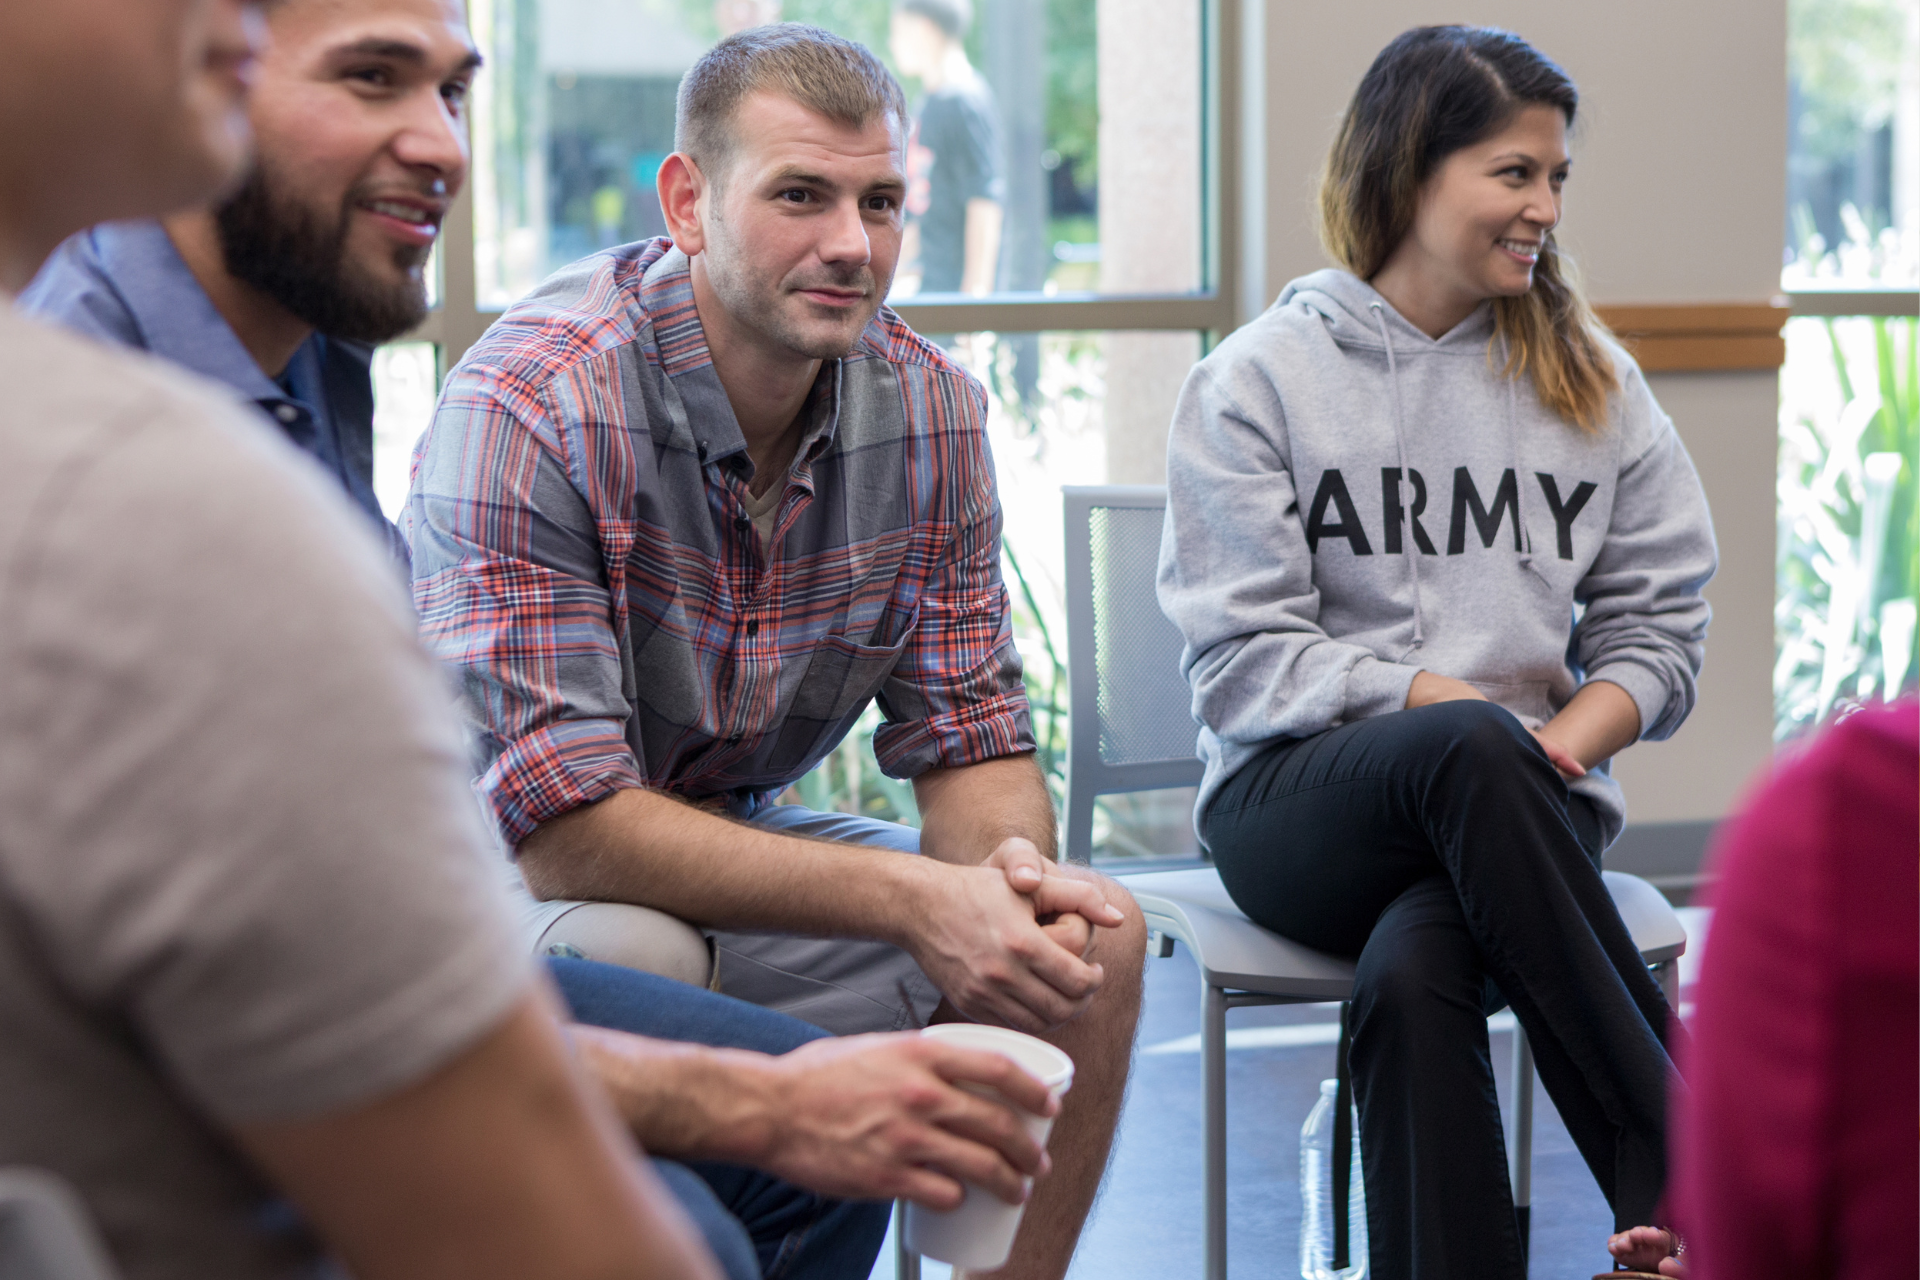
[
  {"x1": 0, "y1": 3, "x2": 713, "y2": 1277},
  {"x1": 1636, "y1": 699, "x2": 1918, "y2": 1280}
]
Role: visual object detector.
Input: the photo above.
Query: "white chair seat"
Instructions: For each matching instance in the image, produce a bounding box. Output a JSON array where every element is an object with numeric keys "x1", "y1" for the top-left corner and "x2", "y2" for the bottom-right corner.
[
  {"x1": 1603, "y1": 869, "x2": 1687, "y2": 966},
  {"x1": 1127, "y1": 867, "x2": 1356, "y2": 998},
  {"x1": 1129, "y1": 866, "x2": 1686, "y2": 994}
]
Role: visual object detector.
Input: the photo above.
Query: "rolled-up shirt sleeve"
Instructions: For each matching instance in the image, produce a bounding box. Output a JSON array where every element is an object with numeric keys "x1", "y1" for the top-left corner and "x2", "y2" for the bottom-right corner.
[
  {"x1": 409, "y1": 361, "x2": 644, "y2": 845},
  {"x1": 871, "y1": 376, "x2": 1034, "y2": 777}
]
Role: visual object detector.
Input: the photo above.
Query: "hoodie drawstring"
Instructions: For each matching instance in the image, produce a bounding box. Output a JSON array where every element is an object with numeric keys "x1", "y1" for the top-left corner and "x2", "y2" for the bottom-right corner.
[
  {"x1": 1370, "y1": 302, "x2": 1425, "y2": 649},
  {"x1": 1502, "y1": 334, "x2": 1546, "y2": 579}
]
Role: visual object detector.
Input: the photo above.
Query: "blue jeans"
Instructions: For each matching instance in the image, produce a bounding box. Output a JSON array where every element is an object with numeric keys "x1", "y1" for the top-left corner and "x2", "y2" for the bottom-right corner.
[{"x1": 547, "y1": 957, "x2": 890, "y2": 1280}]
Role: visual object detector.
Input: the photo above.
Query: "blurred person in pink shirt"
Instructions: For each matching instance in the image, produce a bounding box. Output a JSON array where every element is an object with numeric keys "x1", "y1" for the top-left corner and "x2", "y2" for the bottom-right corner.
[{"x1": 1609, "y1": 698, "x2": 1917, "y2": 1279}]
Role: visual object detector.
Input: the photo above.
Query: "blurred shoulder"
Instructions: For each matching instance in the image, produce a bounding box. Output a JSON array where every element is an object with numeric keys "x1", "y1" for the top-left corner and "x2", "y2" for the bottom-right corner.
[
  {"x1": 0, "y1": 303, "x2": 254, "y2": 474},
  {"x1": 0, "y1": 304, "x2": 398, "y2": 607}
]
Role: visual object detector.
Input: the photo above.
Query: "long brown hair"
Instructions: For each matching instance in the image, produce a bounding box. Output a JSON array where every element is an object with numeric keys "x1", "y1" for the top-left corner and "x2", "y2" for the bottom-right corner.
[{"x1": 1317, "y1": 26, "x2": 1616, "y2": 432}]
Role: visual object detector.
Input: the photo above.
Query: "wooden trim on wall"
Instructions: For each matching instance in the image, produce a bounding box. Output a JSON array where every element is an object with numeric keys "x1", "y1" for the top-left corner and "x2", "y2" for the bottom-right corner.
[{"x1": 1594, "y1": 301, "x2": 1790, "y2": 373}]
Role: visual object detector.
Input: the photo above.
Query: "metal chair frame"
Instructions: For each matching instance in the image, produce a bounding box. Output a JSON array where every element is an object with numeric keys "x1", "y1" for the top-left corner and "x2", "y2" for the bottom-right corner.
[
  {"x1": 1062, "y1": 485, "x2": 1206, "y2": 863},
  {"x1": 1126, "y1": 867, "x2": 1683, "y2": 1280}
]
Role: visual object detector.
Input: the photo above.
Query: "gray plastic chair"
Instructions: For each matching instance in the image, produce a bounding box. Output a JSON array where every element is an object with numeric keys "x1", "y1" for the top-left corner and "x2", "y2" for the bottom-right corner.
[
  {"x1": 1060, "y1": 484, "x2": 1688, "y2": 1280},
  {"x1": 1062, "y1": 486, "x2": 1205, "y2": 863},
  {"x1": 0, "y1": 1170, "x2": 119, "y2": 1280}
]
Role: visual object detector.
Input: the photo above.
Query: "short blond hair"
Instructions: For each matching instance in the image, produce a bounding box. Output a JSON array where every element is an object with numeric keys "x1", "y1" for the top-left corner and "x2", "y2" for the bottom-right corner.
[{"x1": 675, "y1": 23, "x2": 906, "y2": 180}]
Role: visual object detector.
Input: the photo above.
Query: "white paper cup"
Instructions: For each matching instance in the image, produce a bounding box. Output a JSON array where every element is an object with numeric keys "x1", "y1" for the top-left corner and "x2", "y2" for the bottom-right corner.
[{"x1": 903, "y1": 1024, "x2": 1075, "y2": 1271}]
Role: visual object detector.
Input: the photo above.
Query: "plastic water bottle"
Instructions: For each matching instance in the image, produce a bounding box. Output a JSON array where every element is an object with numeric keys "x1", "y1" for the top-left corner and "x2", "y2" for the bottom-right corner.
[{"x1": 1300, "y1": 1078, "x2": 1367, "y2": 1280}]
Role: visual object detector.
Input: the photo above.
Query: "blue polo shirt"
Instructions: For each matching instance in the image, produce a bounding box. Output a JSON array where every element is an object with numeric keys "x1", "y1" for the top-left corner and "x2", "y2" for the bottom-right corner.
[{"x1": 20, "y1": 220, "x2": 405, "y2": 561}]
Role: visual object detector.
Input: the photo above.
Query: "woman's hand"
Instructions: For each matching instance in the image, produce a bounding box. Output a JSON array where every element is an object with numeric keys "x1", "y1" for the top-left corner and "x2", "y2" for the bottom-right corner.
[
  {"x1": 1535, "y1": 681, "x2": 1641, "y2": 778},
  {"x1": 1407, "y1": 673, "x2": 1591, "y2": 779},
  {"x1": 1528, "y1": 730, "x2": 1586, "y2": 779},
  {"x1": 1404, "y1": 671, "x2": 1488, "y2": 708}
]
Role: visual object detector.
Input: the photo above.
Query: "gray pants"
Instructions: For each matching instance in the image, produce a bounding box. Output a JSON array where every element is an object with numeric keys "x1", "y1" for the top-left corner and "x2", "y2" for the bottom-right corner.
[{"x1": 520, "y1": 803, "x2": 945, "y2": 1037}]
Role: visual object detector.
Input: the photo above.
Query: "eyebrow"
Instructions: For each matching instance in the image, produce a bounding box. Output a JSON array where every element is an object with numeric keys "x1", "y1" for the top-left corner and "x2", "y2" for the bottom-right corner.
[
  {"x1": 327, "y1": 37, "x2": 484, "y2": 75},
  {"x1": 1488, "y1": 151, "x2": 1570, "y2": 168},
  {"x1": 766, "y1": 165, "x2": 907, "y2": 194}
]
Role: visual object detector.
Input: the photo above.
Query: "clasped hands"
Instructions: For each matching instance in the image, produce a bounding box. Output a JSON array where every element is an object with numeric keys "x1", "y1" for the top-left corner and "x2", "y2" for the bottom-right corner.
[
  {"x1": 777, "y1": 840, "x2": 1117, "y2": 1208},
  {"x1": 906, "y1": 837, "x2": 1127, "y2": 1037}
]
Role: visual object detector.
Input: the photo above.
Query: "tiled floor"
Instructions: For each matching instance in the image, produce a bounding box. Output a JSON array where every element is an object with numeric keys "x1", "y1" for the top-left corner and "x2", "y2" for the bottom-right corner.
[{"x1": 873, "y1": 907, "x2": 1709, "y2": 1280}]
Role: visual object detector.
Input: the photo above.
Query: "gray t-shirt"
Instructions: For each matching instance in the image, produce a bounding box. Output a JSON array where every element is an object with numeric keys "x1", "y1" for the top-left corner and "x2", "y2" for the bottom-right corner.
[{"x1": 0, "y1": 303, "x2": 530, "y2": 1280}]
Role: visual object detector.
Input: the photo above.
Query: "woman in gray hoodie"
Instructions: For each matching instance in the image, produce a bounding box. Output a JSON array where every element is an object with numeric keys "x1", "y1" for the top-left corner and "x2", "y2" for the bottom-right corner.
[{"x1": 1157, "y1": 27, "x2": 1715, "y2": 1280}]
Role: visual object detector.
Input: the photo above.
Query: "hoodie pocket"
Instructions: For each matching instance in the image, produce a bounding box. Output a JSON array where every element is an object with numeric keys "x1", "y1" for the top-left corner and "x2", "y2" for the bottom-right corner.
[{"x1": 1465, "y1": 678, "x2": 1554, "y2": 730}]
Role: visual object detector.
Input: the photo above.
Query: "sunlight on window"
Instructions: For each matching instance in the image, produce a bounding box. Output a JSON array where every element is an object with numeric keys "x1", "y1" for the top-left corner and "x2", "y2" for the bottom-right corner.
[
  {"x1": 1783, "y1": 0, "x2": 1918, "y2": 287},
  {"x1": 370, "y1": 343, "x2": 440, "y2": 520}
]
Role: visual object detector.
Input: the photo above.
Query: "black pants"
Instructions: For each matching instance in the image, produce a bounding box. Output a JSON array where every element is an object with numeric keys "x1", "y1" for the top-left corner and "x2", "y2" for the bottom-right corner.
[{"x1": 1203, "y1": 701, "x2": 1677, "y2": 1280}]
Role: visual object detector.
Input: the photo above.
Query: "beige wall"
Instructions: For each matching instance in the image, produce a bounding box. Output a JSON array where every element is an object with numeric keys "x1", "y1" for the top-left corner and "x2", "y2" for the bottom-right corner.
[
  {"x1": 1606, "y1": 373, "x2": 1779, "y2": 822},
  {"x1": 1253, "y1": 0, "x2": 1786, "y2": 306},
  {"x1": 1247, "y1": 0, "x2": 1788, "y2": 824}
]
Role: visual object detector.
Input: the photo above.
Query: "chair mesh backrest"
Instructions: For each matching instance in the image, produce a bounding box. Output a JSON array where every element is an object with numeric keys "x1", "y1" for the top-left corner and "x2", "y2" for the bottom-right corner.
[{"x1": 1090, "y1": 504, "x2": 1197, "y2": 766}]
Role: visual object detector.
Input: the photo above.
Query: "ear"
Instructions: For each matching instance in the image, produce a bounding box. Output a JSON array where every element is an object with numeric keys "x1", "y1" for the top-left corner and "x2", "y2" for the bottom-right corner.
[{"x1": 657, "y1": 152, "x2": 708, "y2": 256}]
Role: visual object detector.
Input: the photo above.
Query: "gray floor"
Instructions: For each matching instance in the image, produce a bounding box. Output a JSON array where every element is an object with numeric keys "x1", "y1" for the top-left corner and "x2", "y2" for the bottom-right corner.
[{"x1": 870, "y1": 913, "x2": 1710, "y2": 1280}]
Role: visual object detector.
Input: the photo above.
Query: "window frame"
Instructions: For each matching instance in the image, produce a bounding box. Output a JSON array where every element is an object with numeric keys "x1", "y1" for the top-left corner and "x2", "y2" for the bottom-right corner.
[{"x1": 1788, "y1": 291, "x2": 1919, "y2": 317}]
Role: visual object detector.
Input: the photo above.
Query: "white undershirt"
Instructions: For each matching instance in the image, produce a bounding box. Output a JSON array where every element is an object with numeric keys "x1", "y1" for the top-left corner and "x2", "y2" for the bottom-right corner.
[{"x1": 742, "y1": 481, "x2": 782, "y2": 553}]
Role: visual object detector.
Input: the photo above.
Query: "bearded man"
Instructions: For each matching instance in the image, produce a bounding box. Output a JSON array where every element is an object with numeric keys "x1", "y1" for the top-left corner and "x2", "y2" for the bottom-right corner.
[{"x1": 20, "y1": 0, "x2": 468, "y2": 561}]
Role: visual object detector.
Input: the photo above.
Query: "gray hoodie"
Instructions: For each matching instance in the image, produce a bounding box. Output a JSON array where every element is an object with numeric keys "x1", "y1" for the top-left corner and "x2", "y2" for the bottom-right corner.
[{"x1": 1157, "y1": 269, "x2": 1717, "y2": 846}]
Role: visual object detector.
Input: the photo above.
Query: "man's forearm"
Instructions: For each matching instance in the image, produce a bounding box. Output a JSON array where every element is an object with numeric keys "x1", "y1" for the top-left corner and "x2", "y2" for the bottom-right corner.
[
  {"x1": 914, "y1": 753, "x2": 1057, "y2": 865},
  {"x1": 517, "y1": 788, "x2": 937, "y2": 942},
  {"x1": 569, "y1": 1026, "x2": 776, "y2": 1166}
]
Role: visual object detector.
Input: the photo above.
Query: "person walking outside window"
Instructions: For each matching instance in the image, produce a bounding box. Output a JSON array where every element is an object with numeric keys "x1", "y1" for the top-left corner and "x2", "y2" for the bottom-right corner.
[{"x1": 890, "y1": 0, "x2": 1002, "y2": 297}]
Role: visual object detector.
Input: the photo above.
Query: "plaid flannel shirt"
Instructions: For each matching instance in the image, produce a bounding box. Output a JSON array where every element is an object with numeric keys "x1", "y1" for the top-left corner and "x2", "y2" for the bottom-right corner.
[{"x1": 409, "y1": 239, "x2": 1033, "y2": 845}]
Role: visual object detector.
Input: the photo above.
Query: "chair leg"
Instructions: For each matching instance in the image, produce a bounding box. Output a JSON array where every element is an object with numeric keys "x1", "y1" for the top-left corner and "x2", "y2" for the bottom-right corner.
[
  {"x1": 1508, "y1": 1023, "x2": 1535, "y2": 1270},
  {"x1": 1204, "y1": 981, "x2": 1229, "y2": 1280},
  {"x1": 893, "y1": 1199, "x2": 919, "y2": 1280},
  {"x1": 1332, "y1": 1002, "x2": 1354, "y2": 1271},
  {"x1": 1064, "y1": 785, "x2": 1098, "y2": 863}
]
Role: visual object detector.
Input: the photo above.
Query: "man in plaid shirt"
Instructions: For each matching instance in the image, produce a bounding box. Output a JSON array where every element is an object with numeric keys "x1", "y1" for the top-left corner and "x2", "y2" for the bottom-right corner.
[{"x1": 409, "y1": 25, "x2": 1144, "y2": 1278}]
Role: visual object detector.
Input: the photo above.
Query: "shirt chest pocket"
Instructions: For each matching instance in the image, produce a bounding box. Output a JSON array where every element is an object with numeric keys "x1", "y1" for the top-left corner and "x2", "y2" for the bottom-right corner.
[{"x1": 787, "y1": 602, "x2": 921, "y2": 725}]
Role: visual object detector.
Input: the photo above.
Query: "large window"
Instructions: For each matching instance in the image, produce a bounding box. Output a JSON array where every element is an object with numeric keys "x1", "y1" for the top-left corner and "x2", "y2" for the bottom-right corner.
[
  {"x1": 376, "y1": 0, "x2": 1242, "y2": 860},
  {"x1": 1775, "y1": 0, "x2": 1919, "y2": 739},
  {"x1": 1784, "y1": 0, "x2": 1917, "y2": 289}
]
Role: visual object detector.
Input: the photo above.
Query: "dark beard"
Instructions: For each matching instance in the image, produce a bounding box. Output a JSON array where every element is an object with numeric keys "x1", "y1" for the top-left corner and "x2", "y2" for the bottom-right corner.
[{"x1": 214, "y1": 165, "x2": 430, "y2": 344}]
